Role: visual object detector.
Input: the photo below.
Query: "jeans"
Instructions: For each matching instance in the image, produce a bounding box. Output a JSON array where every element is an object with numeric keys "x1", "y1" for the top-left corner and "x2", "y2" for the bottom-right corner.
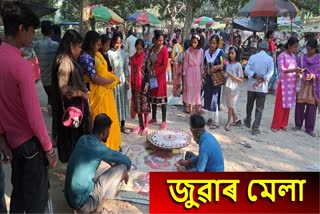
[
  {"x1": 10, "y1": 137, "x2": 49, "y2": 213},
  {"x1": 245, "y1": 91, "x2": 267, "y2": 130},
  {"x1": 80, "y1": 163, "x2": 127, "y2": 213},
  {"x1": 0, "y1": 165, "x2": 7, "y2": 213}
]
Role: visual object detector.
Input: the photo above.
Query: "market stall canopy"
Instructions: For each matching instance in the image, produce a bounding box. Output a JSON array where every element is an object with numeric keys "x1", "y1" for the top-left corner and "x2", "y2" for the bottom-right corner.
[
  {"x1": 277, "y1": 17, "x2": 299, "y2": 27},
  {"x1": 128, "y1": 11, "x2": 160, "y2": 26},
  {"x1": 90, "y1": 5, "x2": 123, "y2": 24},
  {"x1": 0, "y1": 0, "x2": 57, "y2": 25},
  {"x1": 232, "y1": 17, "x2": 276, "y2": 32},
  {"x1": 239, "y1": 0, "x2": 300, "y2": 17}
]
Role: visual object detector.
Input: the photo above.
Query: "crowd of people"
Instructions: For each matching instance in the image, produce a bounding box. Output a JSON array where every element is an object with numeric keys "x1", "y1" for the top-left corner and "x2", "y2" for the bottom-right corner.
[{"x1": 0, "y1": 2, "x2": 226, "y2": 213}]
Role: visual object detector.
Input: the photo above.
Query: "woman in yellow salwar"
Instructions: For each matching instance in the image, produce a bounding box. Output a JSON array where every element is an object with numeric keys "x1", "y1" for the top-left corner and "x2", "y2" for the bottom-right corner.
[{"x1": 80, "y1": 31, "x2": 121, "y2": 151}]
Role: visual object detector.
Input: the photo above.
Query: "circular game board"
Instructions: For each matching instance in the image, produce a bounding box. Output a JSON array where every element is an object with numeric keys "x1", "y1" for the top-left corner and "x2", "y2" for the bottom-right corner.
[{"x1": 147, "y1": 129, "x2": 191, "y2": 149}]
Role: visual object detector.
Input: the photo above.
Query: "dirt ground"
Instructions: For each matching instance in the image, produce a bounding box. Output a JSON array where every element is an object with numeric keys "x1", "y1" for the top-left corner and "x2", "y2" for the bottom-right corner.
[{"x1": 2, "y1": 80, "x2": 319, "y2": 213}]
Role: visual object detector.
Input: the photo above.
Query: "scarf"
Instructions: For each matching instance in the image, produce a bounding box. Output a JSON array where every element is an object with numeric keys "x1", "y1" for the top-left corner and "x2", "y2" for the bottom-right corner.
[
  {"x1": 205, "y1": 48, "x2": 221, "y2": 63},
  {"x1": 131, "y1": 52, "x2": 145, "y2": 92}
]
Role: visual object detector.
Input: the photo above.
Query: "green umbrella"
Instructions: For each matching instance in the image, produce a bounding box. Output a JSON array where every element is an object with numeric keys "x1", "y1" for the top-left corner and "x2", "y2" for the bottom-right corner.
[{"x1": 90, "y1": 5, "x2": 123, "y2": 24}]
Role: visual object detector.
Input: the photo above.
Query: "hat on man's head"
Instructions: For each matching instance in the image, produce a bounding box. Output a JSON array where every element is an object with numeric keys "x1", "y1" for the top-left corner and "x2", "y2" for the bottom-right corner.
[{"x1": 259, "y1": 40, "x2": 269, "y2": 50}]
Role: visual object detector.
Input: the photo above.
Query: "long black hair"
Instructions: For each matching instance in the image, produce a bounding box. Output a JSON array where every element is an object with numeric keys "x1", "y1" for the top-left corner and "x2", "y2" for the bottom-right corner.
[
  {"x1": 82, "y1": 30, "x2": 101, "y2": 57},
  {"x1": 284, "y1": 37, "x2": 299, "y2": 49},
  {"x1": 190, "y1": 35, "x2": 200, "y2": 49},
  {"x1": 209, "y1": 34, "x2": 220, "y2": 45},
  {"x1": 266, "y1": 30, "x2": 274, "y2": 39},
  {"x1": 135, "y1": 38, "x2": 145, "y2": 48},
  {"x1": 111, "y1": 32, "x2": 122, "y2": 49},
  {"x1": 306, "y1": 38, "x2": 319, "y2": 53},
  {"x1": 228, "y1": 46, "x2": 240, "y2": 62},
  {"x1": 100, "y1": 34, "x2": 112, "y2": 71},
  {"x1": 154, "y1": 30, "x2": 163, "y2": 41},
  {"x1": 56, "y1": 29, "x2": 82, "y2": 57}
]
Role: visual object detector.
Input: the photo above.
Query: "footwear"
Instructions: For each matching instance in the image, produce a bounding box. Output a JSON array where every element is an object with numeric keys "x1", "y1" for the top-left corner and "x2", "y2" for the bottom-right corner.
[
  {"x1": 244, "y1": 118, "x2": 251, "y2": 128},
  {"x1": 252, "y1": 129, "x2": 261, "y2": 135},
  {"x1": 231, "y1": 119, "x2": 242, "y2": 126},
  {"x1": 225, "y1": 124, "x2": 230, "y2": 131},
  {"x1": 198, "y1": 110, "x2": 205, "y2": 114},
  {"x1": 306, "y1": 131, "x2": 316, "y2": 137},
  {"x1": 281, "y1": 127, "x2": 288, "y2": 132},
  {"x1": 207, "y1": 119, "x2": 213, "y2": 126},
  {"x1": 132, "y1": 127, "x2": 141, "y2": 134},
  {"x1": 292, "y1": 127, "x2": 301, "y2": 131},
  {"x1": 209, "y1": 124, "x2": 218, "y2": 130},
  {"x1": 141, "y1": 127, "x2": 149, "y2": 136},
  {"x1": 271, "y1": 128, "x2": 279, "y2": 132},
  {"x1": 160, "y1": 122, "x2": 166, "y2": 130},
  {"x1": 121, "y1": 127, "x2": 131, "y2": 134},
  {"x1": 149, "y1": 119, "x2": 157, "y2": 124}
]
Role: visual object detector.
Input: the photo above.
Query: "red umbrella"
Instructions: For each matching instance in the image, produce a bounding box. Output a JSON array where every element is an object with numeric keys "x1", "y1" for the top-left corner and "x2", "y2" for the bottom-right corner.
[{"x1": 239, "y1": 0, "x2": 300, "y2": 17}]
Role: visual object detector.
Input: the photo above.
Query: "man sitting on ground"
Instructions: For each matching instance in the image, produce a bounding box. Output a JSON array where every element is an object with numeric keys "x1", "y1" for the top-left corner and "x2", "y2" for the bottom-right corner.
[
  {"x1": 65, "y1": 113, "x2": 132, "y2": 213},
  {"x1": 176, "y1": 114, "x2": 224, "y2": 172}
]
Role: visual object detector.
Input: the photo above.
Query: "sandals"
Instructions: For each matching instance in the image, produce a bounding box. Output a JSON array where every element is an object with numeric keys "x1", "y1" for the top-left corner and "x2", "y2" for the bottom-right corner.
[
  {"x1": 306, "y1": 131, "x2": 316, "y2": 137},
  {"x1": 225, "y1": 124, "x2": 230, "y2": 131},
  {"x1": 141, "y1": 128, "x2": 149, "y2": 136},
  {"x1": 207, "y1": 119, "x2": 213, "y2": 126},
  {"x1": 160, "y1": 122, "x2": 166, "y2": 130},
  {"x1": 149, "y1": 119, "x2": 157, "y2": 124},
  {"x1": 132, "y1": 127, "x2": 141, "y2": 134},
  {"x1": 209, "y1": 123, "x2": 219, "y2": 130},
  {"x1": 231, "y1": 119, "x2": 242, "y2": 126}
]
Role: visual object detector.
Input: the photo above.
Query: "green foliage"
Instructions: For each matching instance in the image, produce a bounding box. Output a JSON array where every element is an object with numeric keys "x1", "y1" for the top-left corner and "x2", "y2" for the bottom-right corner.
[
  {"x1": 197, "y1": 0, "x2": 249, "y2": 19},
  {"x1": 292, "y1": 0, "x2": 320, "y2": 17},
  {"x1": 60, "y1": 0, "x2": 80, "y2": 22}
]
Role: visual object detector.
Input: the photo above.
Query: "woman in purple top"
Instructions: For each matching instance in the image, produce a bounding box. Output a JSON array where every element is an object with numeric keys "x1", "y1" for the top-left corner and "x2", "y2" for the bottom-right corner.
[{"x1": 293, "y1": 39, "x2": 320, "y2": 137}]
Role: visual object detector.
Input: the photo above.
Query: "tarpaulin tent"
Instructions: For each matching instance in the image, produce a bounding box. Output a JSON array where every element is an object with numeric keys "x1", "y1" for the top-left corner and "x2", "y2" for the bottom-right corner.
[
  {"x1": 232, "y1": 17, "x2": 277, "y2": 32},
  {"x1": 0, "y1": 0, "x2": 57, "y2": 25}
]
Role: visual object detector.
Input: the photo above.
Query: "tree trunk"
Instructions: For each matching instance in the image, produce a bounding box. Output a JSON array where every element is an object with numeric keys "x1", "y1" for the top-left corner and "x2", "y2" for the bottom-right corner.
[
  {"x1": 183, "y1": 0, "x2": 195, "y2": 42},
  {"x1": 170, "y1": 18, "x2": 175, "y2": 36},
  {"x1": 80, "y1": 0, "x2": 90, "y2": 35}
]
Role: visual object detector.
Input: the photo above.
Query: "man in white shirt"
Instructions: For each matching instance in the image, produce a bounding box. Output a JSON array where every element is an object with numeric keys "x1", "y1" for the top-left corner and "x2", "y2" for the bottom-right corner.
[
  {"x1": 125, "y1": 30, "x2": 137, "y2": 63},
  {"x1": 244, "y1": 41, "x2": 274, "y2": 135}
]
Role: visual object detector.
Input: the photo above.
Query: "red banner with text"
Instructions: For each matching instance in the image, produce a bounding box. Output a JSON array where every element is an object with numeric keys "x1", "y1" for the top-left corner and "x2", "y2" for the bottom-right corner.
[{"x1": 150, "y1": 172, "x2": 319, "y2": 213}]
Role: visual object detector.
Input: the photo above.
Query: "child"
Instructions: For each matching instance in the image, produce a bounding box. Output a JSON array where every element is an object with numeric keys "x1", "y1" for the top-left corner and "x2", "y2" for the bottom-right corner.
[
  {"x1": 131, "y1": 39, "x2": 151, "y2": 135},
  {"x1": 166, "y1": 57, "x2": 172, "y2": 84},
  {"x1": 225, "y1": 46, "x2": 244, "y2": 131},
  {"x1": 183, "y1": 35, "x2": 204, "y2": 115}
]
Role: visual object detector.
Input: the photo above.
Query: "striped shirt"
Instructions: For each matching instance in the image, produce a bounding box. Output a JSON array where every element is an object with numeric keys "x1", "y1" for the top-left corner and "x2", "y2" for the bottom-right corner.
[{"x1": 34, "y1": 36, "x2": 59, "y2": 86}]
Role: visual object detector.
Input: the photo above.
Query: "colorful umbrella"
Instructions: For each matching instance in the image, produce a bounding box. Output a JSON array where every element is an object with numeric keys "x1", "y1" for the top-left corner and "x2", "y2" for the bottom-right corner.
[
  {"x1": 128, "y1": 11, "x2": 160, "y2": 25},
  {"x1": 239, "y1": 0, "x2": 300, "y2": 17},
  {"x1": 90, "y1": 5, "x2": 123, "y2": 24},
  {"x1": 194, "y1": 16, "x2": 215, "y2": 25}
]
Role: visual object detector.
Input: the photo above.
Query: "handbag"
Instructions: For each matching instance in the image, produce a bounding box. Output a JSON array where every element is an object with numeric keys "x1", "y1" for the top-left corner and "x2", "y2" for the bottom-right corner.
[
  {"x1": 211, "y1": 70, "x2": 226, "y2": 86},
  {"x1": 297, "y1": 79, "x2": 316, "y2": 105},
  {"x1": 61, "y1": 98, "x2": 84, "y2": 128},
  {"x1": 149, "y1": 77, "x2": 159, "y2": 89}
]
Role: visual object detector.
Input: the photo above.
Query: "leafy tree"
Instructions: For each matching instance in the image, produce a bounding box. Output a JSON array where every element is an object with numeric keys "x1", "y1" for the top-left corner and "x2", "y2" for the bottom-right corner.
[
  {"x1": 291, "y1": 0, "x2": 320, "y2": 17},
  {"x1": 199, "y1": 0, "x2": 249, "y2": 19}
]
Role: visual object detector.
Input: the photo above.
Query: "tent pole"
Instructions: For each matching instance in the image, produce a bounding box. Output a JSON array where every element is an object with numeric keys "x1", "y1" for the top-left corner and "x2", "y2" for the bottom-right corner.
[{"x1": 266, "y1": 16, "x2": 269, "y2": 34}]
